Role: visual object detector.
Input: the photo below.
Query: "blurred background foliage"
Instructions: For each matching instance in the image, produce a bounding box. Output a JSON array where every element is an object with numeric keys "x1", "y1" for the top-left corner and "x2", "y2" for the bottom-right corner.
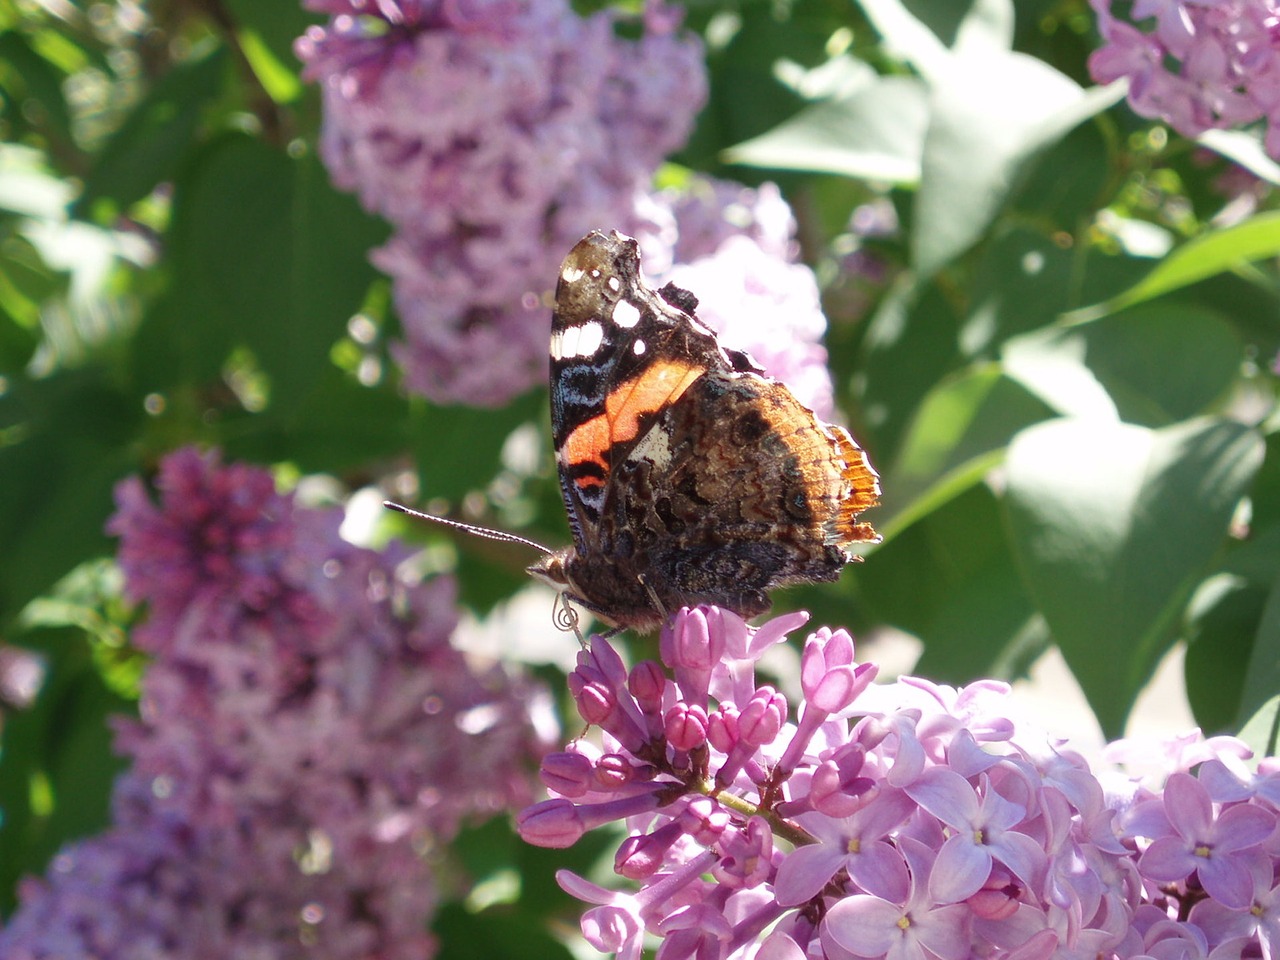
[{"x1": 1, "y1": 0, "x2": 1280, "y2": 944}]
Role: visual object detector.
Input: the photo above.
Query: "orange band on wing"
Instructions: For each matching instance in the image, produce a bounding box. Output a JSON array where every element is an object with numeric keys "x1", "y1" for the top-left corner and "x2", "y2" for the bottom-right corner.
[{"x1": 564, "y1": 360, "x2": 704, "y2": 484}]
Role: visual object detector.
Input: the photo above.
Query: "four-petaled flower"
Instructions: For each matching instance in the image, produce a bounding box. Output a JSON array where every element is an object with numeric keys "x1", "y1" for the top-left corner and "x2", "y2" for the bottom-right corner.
[
  {"x1": 822, "y1": 837, "x2": 972, "y2": 960},
  {"x1": 1139, "y1": 771, "x2": 1276, "y2": 909},
  {"x1": 906, "y1": 768, "x2": 1048, "y2": 904}
]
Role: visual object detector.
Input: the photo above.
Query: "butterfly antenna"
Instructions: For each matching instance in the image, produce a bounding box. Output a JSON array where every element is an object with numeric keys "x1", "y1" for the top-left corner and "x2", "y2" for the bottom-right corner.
[{"x1": 383, "y1": 501, "x2": 555, "y2": 556}]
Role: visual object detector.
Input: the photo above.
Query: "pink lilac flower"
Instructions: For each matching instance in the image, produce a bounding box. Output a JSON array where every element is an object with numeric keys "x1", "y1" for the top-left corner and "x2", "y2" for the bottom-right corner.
[
  {"x1": 638, "y1": 179, "x2": 799, "y2": 273},
  {"x1": 822, "y1": 837, "x2": 972, "y2": 960},
  {"x1": 1136, "y1": 771, "x2": 1275, "y2": 908},
  {"x1": 905, "y1": 768, "x2": 1048, "y2": 904},
  {"x1": 296, "y1": 0, "x2": 707, "y2": 406},
  {"x1": 1089, "y1": 0, "x2": 1280, "y2": 160},
  {"x1": 299, "y1": 0, "x2": 840, "y2": 412},
  {"x1": 772, "y1": 788, "x2": 914, "y2": 904},
  {"x1": 0, "y1": 447, "x2": 544, "y2": 959},
  {"x1": 0, "y1": 645, "x2": 44, "y2": 709},
  {"x1": 520, "y1": 604, "x2": 1280, "y2": 960},
  {"x1": 107, "y1": 447, "x2": 328, "y2": 649}
]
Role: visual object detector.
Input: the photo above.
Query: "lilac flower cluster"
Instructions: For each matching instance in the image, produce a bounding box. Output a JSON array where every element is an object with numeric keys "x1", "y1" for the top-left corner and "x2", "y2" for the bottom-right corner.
[
  {"x1": 295, "y1": 0, "x2": 707, "y2": 406},
  {"x1": 0, "y1": 447, "x2": 543, "y2": 959},
  {"x1": 1089, "y1": 0, "x2": 1280, "y2": 159},
  {"x1": 519, "y1": 605, "x2": 1280, "y2": 960}
]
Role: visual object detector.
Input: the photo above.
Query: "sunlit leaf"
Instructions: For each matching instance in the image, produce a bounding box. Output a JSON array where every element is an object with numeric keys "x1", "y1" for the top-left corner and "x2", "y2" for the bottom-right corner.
[
  {"x1": 1067, "y1": 211, "x2": 1280, "y2": 321},
  {"x1": 1003, "y1": 417, "x2": 1263, "y2": 737},
  {"x1": 724, "y1": 76, "x2": 928, "y2": 183},
  {"x1": 876, "y1": 364, "x2": 1051, "y2": 539},
  {"x1": 1240, "y1": 573, "x2": 1280, "y2": 733}
]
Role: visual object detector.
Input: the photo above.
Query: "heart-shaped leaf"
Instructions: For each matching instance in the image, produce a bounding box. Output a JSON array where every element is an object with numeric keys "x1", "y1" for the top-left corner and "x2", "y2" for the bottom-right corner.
[{"x1": 1003, "y1": 417, "x2": 1263, "y2": 736}]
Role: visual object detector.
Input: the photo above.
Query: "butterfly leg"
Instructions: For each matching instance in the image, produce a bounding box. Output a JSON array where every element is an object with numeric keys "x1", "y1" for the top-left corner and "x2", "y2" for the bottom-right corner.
[{"x1": 636, "y1": 573, "x2": 670, "y2": 624}]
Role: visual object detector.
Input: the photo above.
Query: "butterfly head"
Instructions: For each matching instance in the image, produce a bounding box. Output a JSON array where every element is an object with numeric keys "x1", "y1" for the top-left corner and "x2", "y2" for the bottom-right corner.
[{"x1": 526, "y1": 548, "x2": 574, "y2": 593}]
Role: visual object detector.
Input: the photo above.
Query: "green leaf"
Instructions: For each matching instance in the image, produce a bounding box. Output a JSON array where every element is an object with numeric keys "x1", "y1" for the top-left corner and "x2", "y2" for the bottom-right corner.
[
  {"x1": 1238, "y1": 694, "x2": 1280, "y2": 760},
  {"x1": 1197, "y1": 129, "x2": 1280, "y2": 187},
  {"x1": 1003, "y1": 303, "x2": 1243, "y2": 427},
  {"x1": 0, "y1": 629, "x2": 128, "y2": 915},
  {"x1": 222, "y1": 0, "x2": 318, "y2": 76},
  {"x1": 410, "y1": 391, "x2": 546, "y2": 504},
  {"x1": 962, "y1": 227, "x2": 1079, "y2": 354},
  {"x1": 724, "y1": 76, "x2": 928, "y2": 183},
  {"x1": 952, "y1": 0, "x2": 1013, "y2": 53},
  {"x1": 1067, "y1": 211, "x2": 1280, "y2": 322},
  {"x1": 224, "y1": 369, "x2": 408, "y2": 475},
  {"x1": 1075, "y1": 304, "x2": 1242, "y2": 426},
  {"x1": 854, "y1": 275, "x2": 963, "y2": 463},
  {"x1": 856, "y1": 0, "x2": 951, "y2": 81},
  {"x1": 1249, "y1": 432, "x2": 1280, "y2": 532},
  {"x1": 688, "y1": 0, "x2": 837, "y2": 158},
  {"x1": 75, "y1": 46, "x2": 227, "y2": 215},
  {"x1": 1183, "y1": 573, "x2": 1266, "y2": 734},
  {"x1": 913, "y1": 65, "x2": 1120, "y2": 277},
  {"x1": 237, "y1": 28, "x2": 302, "y2": 104},
  {"x1": 0, "y1": 372, "x2": 140, "y2": 622},
  {"x1": 1003, "y1": 417, "x2": 1264, "y2": 737},
  {"x1": 859, "y1": 482, "x2": 1044, "y2": 682},
  {"x1": 433, "y1": 902, "x2": 575, "y2": 960},
  {"x1": 1240, "y1": 573, "x2": 1280, "y2": 732},
  {"x1": 0, "y1": 143, "x2": 73, "y2": 218},
  {"x1": 877, "y1": 364, "x2": 1052, "y2": 540},
  {"x1": 1010, "y1": 120, "x2": 1113, "y2": 234},
  {"x1": 168, "y1": 134, "x2": 389, "y2": 416},
  {"x1": 1001, "y1": 327, "x2": 1118, "y2": 420},
  {"x1": 0, "y1": 31, "x2": 73, "y2": 145}
]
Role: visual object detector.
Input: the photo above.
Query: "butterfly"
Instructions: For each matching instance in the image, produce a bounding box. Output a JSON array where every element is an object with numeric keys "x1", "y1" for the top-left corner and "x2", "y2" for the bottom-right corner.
[{"x1": 388, "y1": 230, "x2": 880, "y2": 634}]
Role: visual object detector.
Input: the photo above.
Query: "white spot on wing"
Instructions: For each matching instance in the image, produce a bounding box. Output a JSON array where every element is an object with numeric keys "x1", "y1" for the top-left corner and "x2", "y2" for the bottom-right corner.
[
  {"x1": 633, "y1": 339, "x2": 646, "y2": 356},
  {"x1": 607, "y1": 276, "x2": 621, "y2": 292},
  {"x1": 551, "y1": 320, "x2": 605, "y2": 360},
  {"x1": 576, "y1": 320, "x2": 605, "y2": 357},
  {"x1": 629, "y1": 423, "x2": 673, "y2": 470},
  {"x1": 562, "y1": 265, "x2": 584, "y2": 284},
  {"x1": 612, "y1": 299, "x2": 642, "y2": 329}
]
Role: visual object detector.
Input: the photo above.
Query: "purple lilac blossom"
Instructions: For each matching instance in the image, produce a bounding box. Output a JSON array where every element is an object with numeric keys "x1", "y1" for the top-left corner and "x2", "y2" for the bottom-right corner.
[
  {"x1": 0, "y1": 447, "x2": 544, "y2": 959},
  {"x1": 295, "y1": 0, "x2": 707, "y2": 406},
  {"x1": 0, "y1": 645, "x2": 44, "y2": 709},
  {"x1": 1089, "y1": 0, "x2": 1280, "y2": 160},
  {"x1": 520, "y1": 604, "x2": 1280, "y2": 960}
]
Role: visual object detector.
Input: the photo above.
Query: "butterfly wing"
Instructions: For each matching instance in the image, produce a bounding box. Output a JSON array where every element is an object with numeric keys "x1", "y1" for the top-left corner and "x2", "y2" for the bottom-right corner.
[{"x1": 549, "y1": 231, "x2": 756, "y2": 553}]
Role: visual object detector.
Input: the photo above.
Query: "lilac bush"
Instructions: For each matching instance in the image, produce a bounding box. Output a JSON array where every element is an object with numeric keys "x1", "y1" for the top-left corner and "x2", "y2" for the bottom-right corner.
[
  {"x1": 0, "y1": 448, "x2": 545, "y2": 959},
  {"x1": 1089, "y1": 0, "x2": 1280, "y2": 159},
  {"x1": 296, "y1": 0, "x2": 840, "y2": 413},
  {"x1": 519, "y1": 606, "x2": 1280, "y2": 960},
  {"x1": 296, "y1": 0, "x2": 707, "y2": 406}
]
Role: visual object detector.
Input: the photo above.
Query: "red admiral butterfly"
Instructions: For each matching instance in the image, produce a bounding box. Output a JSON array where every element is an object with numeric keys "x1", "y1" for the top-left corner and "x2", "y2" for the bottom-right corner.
[{"x1": 388, "y1": 230, "x2": 880, "y2": 634}]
